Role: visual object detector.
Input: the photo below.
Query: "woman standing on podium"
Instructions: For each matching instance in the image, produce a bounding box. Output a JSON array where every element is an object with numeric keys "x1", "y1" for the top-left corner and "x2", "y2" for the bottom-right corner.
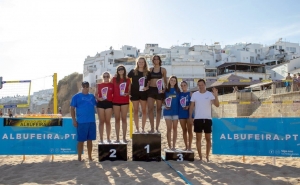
[
  {"x1": 147, "y1": 55, "x2": 167, "y2": 133},
  {"x1": 178, "y1": 81, "x2": 193, "y2": 151},
  {"x1": 127, "y1": 57, "x2": 150, "y2": 133},
  {"x1": 163, "y1": 76, "x2": 180, "y2": 150},
  {"x1": 95, "y1": 71, "x2": 114, "y2": 143},
  {"x1": 112, "y1": 65, "x2": 131, "y2": 143}
]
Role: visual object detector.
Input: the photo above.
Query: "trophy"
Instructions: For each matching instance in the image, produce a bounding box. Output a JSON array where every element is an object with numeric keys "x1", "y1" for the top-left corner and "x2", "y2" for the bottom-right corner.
[
  {"x1": 165, "y1": 97, "x2": 172, "y2": 108},
  {"x1": 180, "y1": 97, "x2": 187, "y2": 107},
  {"x1": 101, "y1": 87, "x2": 108, "y2": 100},
  {"x1": 139, "y1": 77, "x2": 146, "y2": 91},
  {"x1": 119, "y1": 82, "x2": 126, "y2": 96},
  {"x1": 156, "y1": 79, "x2": 163, "y2": 93}
]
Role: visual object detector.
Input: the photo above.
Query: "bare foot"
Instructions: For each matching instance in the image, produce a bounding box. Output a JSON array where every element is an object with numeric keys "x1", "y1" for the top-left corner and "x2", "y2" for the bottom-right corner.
[
  {"x1": 141, "y1": 130, "x2": 146, "y2": 134},
  {"x1": 206, "y1": 156, "x2": 210, "y2": 162},
  {"x1": 134, "y1": 130, "x2": 140, "y2": 133},
  {"x1": 156, "y1": 129, "x2": 160, "y2": 134},
  {"x1": 78, "y1": 156, "x2": 82, "y2": 161},
  {"x1": 107, "y1": 139, "x2": 111, "y2": 143},
  {"x1": 114, "y1": 140, "x2": 120, "y2": 143},
  {"x1": 89, "y1": 158, "x2": 93, "y2": 162},
  {"x1": 123, "y1": 138, "x2": 128, "y2": 143},
  {"x1": 99, "y1": 139, "x2": 103, "y2": 143}
]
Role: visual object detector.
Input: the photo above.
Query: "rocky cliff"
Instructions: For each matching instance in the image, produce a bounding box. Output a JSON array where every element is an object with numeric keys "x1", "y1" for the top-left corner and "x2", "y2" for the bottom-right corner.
[{"x1": 48, "y1": 72, "x2": 83, "y2": 116}]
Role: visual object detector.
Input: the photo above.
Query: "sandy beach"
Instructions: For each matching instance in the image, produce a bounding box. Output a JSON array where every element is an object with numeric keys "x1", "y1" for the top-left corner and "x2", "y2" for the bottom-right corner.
[{"x1": 0, "y1": 118, "x2": 299, "y2": 185}]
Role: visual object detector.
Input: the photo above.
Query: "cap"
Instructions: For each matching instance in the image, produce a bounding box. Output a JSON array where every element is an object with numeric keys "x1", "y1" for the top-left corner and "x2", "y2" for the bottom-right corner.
[{"x1": 82, "y1": 81, "x2": 89, "y2": 86}]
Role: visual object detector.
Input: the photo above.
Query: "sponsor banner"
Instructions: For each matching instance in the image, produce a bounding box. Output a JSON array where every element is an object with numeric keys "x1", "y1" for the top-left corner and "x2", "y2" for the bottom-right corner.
[
  {"x1": 0, "y1": 118, "x2": 77, "y2": 155},
  {"x1": 212, "y1": 118, "x2": 300, "y2": 157},
  {"x1": 3, "y1": 118, "x2": 62, "y2": 127}
]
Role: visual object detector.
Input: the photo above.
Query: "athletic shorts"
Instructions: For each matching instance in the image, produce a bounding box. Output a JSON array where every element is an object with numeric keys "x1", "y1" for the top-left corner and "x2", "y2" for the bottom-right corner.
[
  {"x1": 193, "y1": 119, "x2": 212, "y2": 133},
  {"x1": 113, "y1": 103, "x2": 129, "y2": 106},
  {"x1": 130, "y1": 91, "x2": 148, "y2": 101},
  {"x1": 147, "y1": 87, "x2": 165, "y2": 100},
  {"x1": 97, "y1": 101, "x2": 113, "y2": 109},
  {"x1": 77, "y1": 122, "x2": 96, "y2": 142},
  {"x1": 164, "y1": 115, "x2": 179, "y2": 120}
]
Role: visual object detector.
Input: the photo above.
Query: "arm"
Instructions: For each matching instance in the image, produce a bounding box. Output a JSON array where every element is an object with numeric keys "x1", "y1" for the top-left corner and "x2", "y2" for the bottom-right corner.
[
  {"x1": 127, "y1": 79, "x2": 131, "y2": 96},
  {"x1": 70, "y1": 106, "x2": 77, "y2": 127},
  {"x1": 162, "y1": 68, "x2": 167, "y2": 89},
  {"x1": 189, "y1": 101, "x2": 195, "y2": 124},
  {"x1": 212, "y1": 87, "x2": 220, "y2": 107}
]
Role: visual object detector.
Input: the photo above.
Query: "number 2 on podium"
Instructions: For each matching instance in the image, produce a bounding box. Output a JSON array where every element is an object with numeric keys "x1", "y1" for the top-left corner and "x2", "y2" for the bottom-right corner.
[
  {"x1": 110, "y1": 149, "x2": 116, "y2": 157},
  {"x1": 144, "y1": 144, "x2": 149, "y2": 153}
]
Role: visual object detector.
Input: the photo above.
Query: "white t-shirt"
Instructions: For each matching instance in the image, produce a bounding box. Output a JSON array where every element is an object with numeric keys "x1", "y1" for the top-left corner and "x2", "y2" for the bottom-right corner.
[{"x1": 190, "y1": 91, "x2": 215, "y2": 119}]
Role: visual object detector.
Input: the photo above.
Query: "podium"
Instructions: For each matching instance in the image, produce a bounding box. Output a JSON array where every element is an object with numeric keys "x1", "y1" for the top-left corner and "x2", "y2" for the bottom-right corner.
[
  {"x1": 132, "y1": 133, "x2": 161, "y2": 162},
  {"x1": 165, "y1": 149, "x2": 194, "y2": 161},
  {"x1": 98, "y1": 141, "x2": 127, "y2": 161}
]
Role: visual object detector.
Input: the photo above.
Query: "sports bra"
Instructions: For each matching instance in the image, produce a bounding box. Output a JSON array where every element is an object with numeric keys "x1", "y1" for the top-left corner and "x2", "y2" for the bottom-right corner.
[{"x1": 150, "y1": 67, "x2": 163, "y2": 79}]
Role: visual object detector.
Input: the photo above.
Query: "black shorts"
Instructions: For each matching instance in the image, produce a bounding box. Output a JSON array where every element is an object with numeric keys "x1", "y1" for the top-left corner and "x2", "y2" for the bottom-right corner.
[
  {"x1": 97, "y1": 101, "x2": 113, "y2": 109},
  {"x1": 130, "y1": 91, "x2": 148, "y2": 101},
  {"x1": 194, "y1": 119, "x2": 212, "y2": 133},
  {"x1": 147, "y1": 87, "x2": 165, "y2": 100},
  {"x1": 113, "y1": 103, "x2": 129, "y2": 106}
]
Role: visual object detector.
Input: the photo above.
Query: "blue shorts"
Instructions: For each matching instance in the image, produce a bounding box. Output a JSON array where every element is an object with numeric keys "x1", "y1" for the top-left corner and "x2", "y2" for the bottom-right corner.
[{"x1": 77, "y1": 122, "x2": 96, "y2": 142}]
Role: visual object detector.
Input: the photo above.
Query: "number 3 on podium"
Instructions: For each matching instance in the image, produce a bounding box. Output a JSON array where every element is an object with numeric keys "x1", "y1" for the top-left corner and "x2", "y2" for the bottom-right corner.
[{"x1": 177, "y1": 154, "x2": 183, "y2": 161}]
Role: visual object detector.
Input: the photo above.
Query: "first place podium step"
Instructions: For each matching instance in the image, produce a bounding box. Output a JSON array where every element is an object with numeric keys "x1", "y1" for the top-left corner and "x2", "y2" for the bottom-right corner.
[
  {"x1": 132, "y1": 133, "x2": 161, "y2": 162},
  {"x1": 98, "y1": 141, "x2": 127, "y2": 162}
]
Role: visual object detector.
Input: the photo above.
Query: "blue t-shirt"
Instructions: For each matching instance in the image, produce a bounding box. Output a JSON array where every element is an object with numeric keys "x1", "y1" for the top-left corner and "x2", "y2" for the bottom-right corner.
[
  {"x1": 163, "y1": 88, "x2": 179, "y2": 116},
  {"x1": 70, "y1": 93, "x2": 96, "y2": 123},
  {"x1": 178, "y1": 91, "x2": 191, "y2": 119}
]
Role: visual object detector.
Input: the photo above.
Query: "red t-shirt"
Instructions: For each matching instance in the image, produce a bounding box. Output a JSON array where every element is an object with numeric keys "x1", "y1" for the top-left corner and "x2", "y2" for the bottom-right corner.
[
  {"x1": 97, "y1": 83, "x2": 114, "y2": 101},
  {"x1": 112, "y1": 77, "x2": 130, "y2": 103}
]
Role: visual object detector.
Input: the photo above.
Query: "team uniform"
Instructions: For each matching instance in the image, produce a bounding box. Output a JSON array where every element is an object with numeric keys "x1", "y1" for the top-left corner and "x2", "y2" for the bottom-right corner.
[
  {"x1": 112, "y1": 77, "x2": 130, "y2": 106},
  {"x1": 178, "y1": 91, "x2": 192, "y2": 119},
  {"x1": 96, "y1": 83, "x2": 114, "y2": 109},
  {"x1": 127, "y1": 69, "x2": 150, "y2": 101},
  {"x1": 190, "y1": 91, "x2": 215, "y2": 133},
  {"x1": 163, "y1": 88, "x2": 179, "y2": 120},
  {"x1": 148, "y1": 67, "x2": 165, "y2": 100},
  {"x1": 70, "y1": 93, "x2": 97, "y2": 142}
]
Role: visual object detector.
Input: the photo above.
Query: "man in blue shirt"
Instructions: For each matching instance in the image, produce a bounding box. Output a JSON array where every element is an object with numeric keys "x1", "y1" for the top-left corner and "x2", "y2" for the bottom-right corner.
[{"x1": 70, "y1": 81, "x2": 97, "y2": 161}]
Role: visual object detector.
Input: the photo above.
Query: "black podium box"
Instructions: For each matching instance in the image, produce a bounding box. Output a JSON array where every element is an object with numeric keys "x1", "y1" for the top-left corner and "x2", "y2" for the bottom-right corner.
[
  {"x1": 165, "y1": 149, "x2": 194, "y2": 161},
  {"x1": 132, "y1": 133, "x2": 161, "y2": 162},
  {"x1": 98, "y1": 141, "x2": 127, "y2": 162}
]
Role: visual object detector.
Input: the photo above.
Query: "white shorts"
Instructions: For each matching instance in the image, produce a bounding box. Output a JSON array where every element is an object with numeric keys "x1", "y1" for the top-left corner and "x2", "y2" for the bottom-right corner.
[{"x1": 164, "y1": 115, "x2": 178, "y2": 120}]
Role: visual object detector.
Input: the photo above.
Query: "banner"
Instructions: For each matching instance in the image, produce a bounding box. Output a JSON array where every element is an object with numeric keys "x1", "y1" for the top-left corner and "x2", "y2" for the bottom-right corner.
[
  {"x1": 212, "y1": 118, "x2": 300, "y2": 157},
  {"x1": 0, "y1": 118, "x2": 77, "y2": 155}
]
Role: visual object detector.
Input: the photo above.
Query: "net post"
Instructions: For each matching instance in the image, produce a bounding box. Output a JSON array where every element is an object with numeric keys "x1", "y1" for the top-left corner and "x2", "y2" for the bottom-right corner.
[
  {"x1": 242, "y1": 155, "x2": 245, "y2": 163},
  {"x1": 23, "y1": 155, "x2": 25, "y2": 161},
  {"x1": 53, "y1": 73, "x2": 58, "y2": 114}
]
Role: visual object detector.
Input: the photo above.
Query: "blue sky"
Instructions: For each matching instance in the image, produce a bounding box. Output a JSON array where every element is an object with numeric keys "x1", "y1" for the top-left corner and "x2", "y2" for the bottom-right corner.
[{"x1": 0, "y1": 0, "x2": 300, "y2": 93}]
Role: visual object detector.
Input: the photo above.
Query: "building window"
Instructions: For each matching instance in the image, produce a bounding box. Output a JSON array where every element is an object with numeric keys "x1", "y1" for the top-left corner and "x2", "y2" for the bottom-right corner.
[
  {"x1": 150, "y1": 49, "x2": 154, "y2": 52},
  {"x1": 108, "y1": 59, "x2": 113, "y2": 64},
  {"x1": 274, "y1": 73, "x2": 276, "y2": 77},
  {"x1": 279, "y1": 46, "x2": 282, "y2": 50},
  {"x1": 127, "y1": 47, "x2": 131, "y2": 50},
  {"x1": 96, "y1": 75, "x2": 97, "y2": 79},
  {"x1": 206, "y1": 60, "x2": 210, "y2": 65},
  {"x1": 259, "y1": 78, "x2": 262, "y2": 81},
  {"x1": 249, "y1": 77, "x2": 252, "y2": 80}
]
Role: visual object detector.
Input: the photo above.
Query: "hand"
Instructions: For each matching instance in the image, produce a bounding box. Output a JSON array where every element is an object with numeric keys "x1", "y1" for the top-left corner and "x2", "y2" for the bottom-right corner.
[
  {"x1": 159, "y1": 89, "x2": 165, "y2": 94},
  {"x1": 212, "y1": 87, "x2": 218, "y2": 97},
  {"x1": 98, "y1": 97, "x2": 104, "y2": 101},
  {"x1": 183, "y1": 106, "x2": 189, "y2": 110},
  {"x1": 72, "y1": 120, "x2": 78, "y2": 128},
  {"x1": 165, "y1": 107, "x2": 171, "y2": 110},
  {"x1": 123, "y1": 93, "x2": 129, "y2": 96},
  {"x1": 143, "y1": 87, "x2": 148, "y2": 91}
]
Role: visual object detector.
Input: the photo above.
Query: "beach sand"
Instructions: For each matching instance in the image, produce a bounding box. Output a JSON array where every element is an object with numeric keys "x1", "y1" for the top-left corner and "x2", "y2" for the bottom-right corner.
[{"x1": 0, "y1": 118, "x2": 299, "y2": 185}]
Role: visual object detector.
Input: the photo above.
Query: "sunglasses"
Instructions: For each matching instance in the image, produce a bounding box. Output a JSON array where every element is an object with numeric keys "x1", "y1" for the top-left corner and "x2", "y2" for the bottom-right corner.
[
  {"x1": 82, "y1": 85, "x2": 89, "y2": 88},
  {"x1": 103, "y1": 76, "x2": 109, "y2": 78},
  {"x1": 117, "y1": 68, "x2": 124, "y2": 71}
]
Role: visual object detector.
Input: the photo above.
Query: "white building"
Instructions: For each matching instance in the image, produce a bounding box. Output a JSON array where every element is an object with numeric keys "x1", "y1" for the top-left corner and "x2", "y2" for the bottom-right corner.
[{"x1": 83, "y1": 39, "x2": 300, "y2": 90}]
